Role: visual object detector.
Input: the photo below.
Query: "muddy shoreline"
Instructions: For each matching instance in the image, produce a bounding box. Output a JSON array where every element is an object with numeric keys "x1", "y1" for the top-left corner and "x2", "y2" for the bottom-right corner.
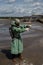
[{"x1": 0, "y1": 21, "x2": 43, "y2": 65}]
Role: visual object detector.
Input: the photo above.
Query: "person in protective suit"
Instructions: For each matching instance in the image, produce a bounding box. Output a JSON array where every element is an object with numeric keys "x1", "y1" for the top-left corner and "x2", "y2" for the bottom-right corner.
[{"x1": 9, "y1": 19, "x2": 29, "y2": 62}]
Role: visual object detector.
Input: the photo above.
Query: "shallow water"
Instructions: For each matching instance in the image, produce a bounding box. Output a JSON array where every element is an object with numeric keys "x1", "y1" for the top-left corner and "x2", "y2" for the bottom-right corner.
[
  {"x1": 0, "y1": 22, "x2": 43, "y2": 39},
  {"x1": 0, "y1": 22, "x2": 43, "y2": 47},
  {"x1": 0, "y1": 21, "x2": 43, "y2": 65}
]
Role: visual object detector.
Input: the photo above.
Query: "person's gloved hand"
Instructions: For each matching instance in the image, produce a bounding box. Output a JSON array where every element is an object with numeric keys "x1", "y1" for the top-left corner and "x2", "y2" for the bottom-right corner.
[
  {"x1": 25, "y1": 28, "x2": 29, "y2": 31},
  {"x1": 29, "y1": 24, "x2": 32, "y2": 27}
]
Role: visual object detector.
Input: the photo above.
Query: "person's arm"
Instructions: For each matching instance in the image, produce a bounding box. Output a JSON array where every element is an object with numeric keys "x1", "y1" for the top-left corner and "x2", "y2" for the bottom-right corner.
[
  {"x1": 20, "y1": 24, "x2": 30, "y2": 28},
  {"x1": 12, "y1": 27, "x2": 26, "y2": 33},
  {"x1": 20, "y1": 24, "x2": 30, "y2": 31},
  {"x1": 23, "y1": 25, "x2": 30, "y2": 28}
]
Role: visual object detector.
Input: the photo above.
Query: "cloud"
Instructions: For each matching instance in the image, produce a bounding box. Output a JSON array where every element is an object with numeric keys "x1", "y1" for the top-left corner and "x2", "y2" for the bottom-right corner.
[
  {"x1": 9, "y1": 0, "x2": 15, "y2": 2},
  {"x1": 0, "y1": 0, "x2": 16, "y2": 4},
  {"x1": 24, "y1": 0, "x2": 33, "y2": 3},
  {"x1": 0, "y1": 5, "x2": 13, "y2": 14},
  {"x1": 0, "y1": 5, "x2": 32, "y2": 16},
  {"x1": 32, "y1": 2, "x2": 40, "y2": 6},
  {"x1": 32, "y1": 5, "x2": 43, "y2": 15},
  {"x1": 0, "y1": 0, "x2": 43, "y2": 16}
]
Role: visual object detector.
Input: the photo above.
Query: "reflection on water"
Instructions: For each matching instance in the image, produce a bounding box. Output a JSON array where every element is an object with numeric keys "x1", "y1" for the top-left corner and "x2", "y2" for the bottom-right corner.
[
  {"x1": 0, "y1": 24, "x2": 4, "y2": 26},
  {"x1": 0, "y1": 22, "x2": 43, "y2": 40},
  {"x1": 0, "y1": 28, "x2": 9, "y2": 33},
  {"x1": 0, "y1": 23, "x2": 9, "y2": 34}
]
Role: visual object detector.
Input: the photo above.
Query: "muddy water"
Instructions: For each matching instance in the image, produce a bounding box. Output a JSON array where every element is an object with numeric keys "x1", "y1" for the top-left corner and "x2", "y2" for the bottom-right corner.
[
  {"x1": 0, "y1": 22, "x2": 43, "y2": 47},
  {"x1": 0, "y1": 21, "x2": 43, "y2": 65}
]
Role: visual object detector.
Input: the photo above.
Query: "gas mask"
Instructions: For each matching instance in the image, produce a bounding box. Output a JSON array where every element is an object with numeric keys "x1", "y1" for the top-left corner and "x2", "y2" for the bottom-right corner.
[{"x1": 15, "y1": 19, "x2": 20, "y2": 26}]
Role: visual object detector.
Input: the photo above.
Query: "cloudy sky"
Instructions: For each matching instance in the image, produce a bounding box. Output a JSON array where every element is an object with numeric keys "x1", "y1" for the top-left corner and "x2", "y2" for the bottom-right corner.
[{"x1": 0, "y1": 0, "x2": 43, "y2": 17}]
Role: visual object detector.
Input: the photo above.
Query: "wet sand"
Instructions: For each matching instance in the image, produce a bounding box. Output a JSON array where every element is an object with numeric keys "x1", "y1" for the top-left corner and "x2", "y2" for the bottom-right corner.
[{"x1": 0, "y1": 20, "x2": 43, "y2": 65}]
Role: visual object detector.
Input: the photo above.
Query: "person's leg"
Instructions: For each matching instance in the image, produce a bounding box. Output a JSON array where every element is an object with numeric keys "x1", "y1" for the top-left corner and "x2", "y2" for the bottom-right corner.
[
  {"x1": 12, "y1": 54, "x2": 18, "y2": 62},
  {"x1": 18, "y1": 53, "x2": 24, "y2": 60},
  {"x1": 18, "y1": 40, "x2": 24, "y2": 60},
  {"x1": 11, "y1": 39, "x2": 19, "y2": 62}
]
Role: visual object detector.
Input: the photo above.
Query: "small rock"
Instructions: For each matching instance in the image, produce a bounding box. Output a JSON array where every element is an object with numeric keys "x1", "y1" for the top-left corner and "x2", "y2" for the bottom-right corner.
[{"x1": 29, "y1": 63, "x2": 33, "y2": 65}]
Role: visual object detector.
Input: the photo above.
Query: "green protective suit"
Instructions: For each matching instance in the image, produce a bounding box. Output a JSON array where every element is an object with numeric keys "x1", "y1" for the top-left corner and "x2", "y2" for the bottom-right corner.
[{"x1": 10, "y1": 22, "x2": 27, "y2": 54}]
